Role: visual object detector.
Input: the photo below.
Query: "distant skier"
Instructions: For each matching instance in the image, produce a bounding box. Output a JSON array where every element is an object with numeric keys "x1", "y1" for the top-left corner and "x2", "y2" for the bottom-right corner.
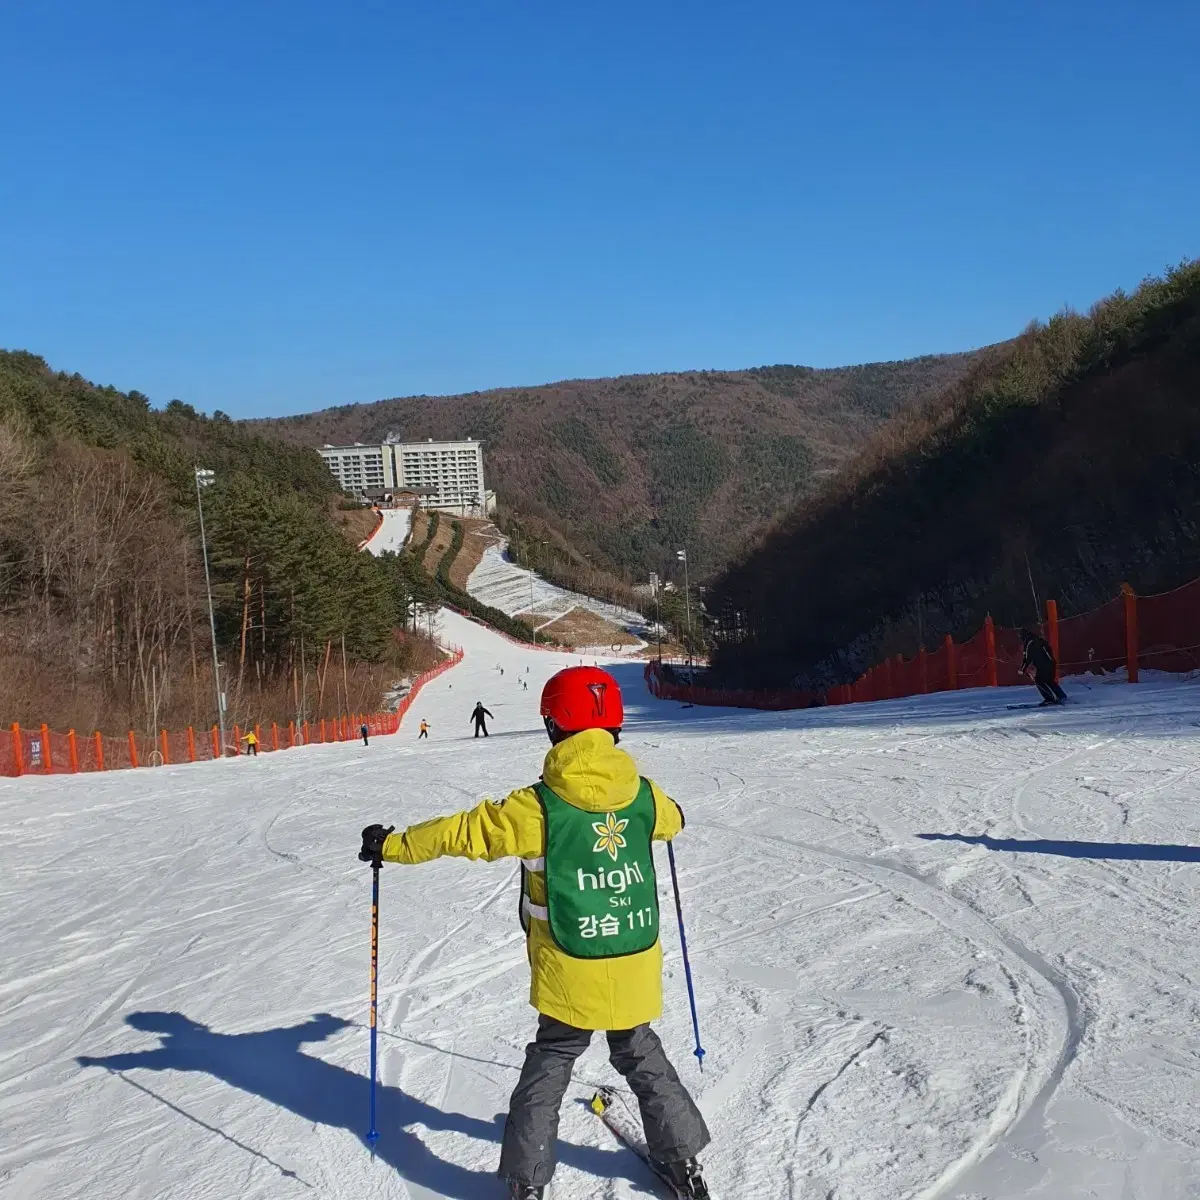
[
  {"x1": 418, "y1": 719, "x2": 430, "y2": 740},
  {"x1": 471, "y1": 702, "x2": 494, "y2": 738},
  {"x1": 1020, "y1": 629, "x2": 1067, "y2": 706},
  {"x1": 360, "y1": 722, "x2": 369, "y2": 747},
  {"x1": 358, "y1": 667, "x2": 710, "y2": 1199}
]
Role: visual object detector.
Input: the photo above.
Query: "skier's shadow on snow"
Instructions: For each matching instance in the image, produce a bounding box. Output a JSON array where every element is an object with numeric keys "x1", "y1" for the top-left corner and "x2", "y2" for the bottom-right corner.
[
  {"x1": 918, "y1": 833, "x2": 1200, "y2": 861},
  {"x1": 77, "y1": 1011, "x2": 633, "y2": 1198}
]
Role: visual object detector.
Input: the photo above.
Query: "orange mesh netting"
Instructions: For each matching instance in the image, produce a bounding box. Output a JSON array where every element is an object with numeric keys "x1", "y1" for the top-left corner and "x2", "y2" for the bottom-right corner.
[
  {"x1": 994, "y1": 626, "x2": 1027, "y2": 687},
  {"x1": 1058, "y1": 596, "x2": 1125, "y2": 675},
  {"x1": 925, "y1": 645, "x2": 952, "y2": 693},
  {"x1": 955, "y1": 629, "x2": 992, "y2": 689},
  {"x1": 0, "y1": 734, "x2": 18, "y2": 777},
  {"x1": 893, "y1": 654, "x2": 922, "y2": 697},
  {"x1": 1137, "y1": 578, "x2": 1200, "y2": 674}
]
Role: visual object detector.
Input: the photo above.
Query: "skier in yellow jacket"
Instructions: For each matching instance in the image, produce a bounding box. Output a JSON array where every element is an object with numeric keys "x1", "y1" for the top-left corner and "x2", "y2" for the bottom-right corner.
[{"x1": 358, "y1": 666, "x2": 710, "y2": 1200}]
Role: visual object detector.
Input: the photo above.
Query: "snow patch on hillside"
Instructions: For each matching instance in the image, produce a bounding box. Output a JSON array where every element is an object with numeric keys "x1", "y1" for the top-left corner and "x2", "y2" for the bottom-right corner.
[{"x1": 467, "y1": 542, "x2": 649, "y2": 650}]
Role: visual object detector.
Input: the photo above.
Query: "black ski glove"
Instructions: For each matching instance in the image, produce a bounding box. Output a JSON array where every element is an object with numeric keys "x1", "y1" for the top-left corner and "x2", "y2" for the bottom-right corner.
[{"x1": 359, "y1": 824, "x2": 395, "y2": 864}]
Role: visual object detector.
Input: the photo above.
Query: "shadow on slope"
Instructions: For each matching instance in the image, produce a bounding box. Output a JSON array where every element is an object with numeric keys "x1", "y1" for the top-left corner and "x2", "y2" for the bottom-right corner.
[
  {"x1": 77, "y1": 1011, "x2": 632, "y2": 1198},
  {"x1": 918, "y1": 833, "x2": 1200, "y2": 863}
]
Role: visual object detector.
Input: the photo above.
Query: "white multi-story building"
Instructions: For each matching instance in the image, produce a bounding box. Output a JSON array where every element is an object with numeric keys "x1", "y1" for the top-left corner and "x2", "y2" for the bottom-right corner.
[
  {"x1": 317, "y1": 444, "x2": 397, "y2": 494},
  {"x1": 317, "y1": 438, "x2": 493, "y2": 515}
]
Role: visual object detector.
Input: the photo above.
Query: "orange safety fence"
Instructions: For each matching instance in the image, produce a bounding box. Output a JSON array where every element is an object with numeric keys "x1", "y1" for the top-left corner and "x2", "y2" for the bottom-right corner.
[
  {"x1": 647, "y1": 575, "x2": 1200, "y2": 713},
  {"x1": 357, "y1": 507, "x2": 386, "y2": 550},
  {"x1": 1137, "y1": 577, "x2": 1200, "y2": 674},
  {"x1": 1, "y1": 645, "x2": 465, "y2": 779}
]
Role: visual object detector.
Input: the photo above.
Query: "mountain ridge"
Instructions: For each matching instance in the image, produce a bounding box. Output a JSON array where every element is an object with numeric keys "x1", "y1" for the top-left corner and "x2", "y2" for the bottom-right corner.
[
  {"x1": 708, "y1": 260, "x2": 1200, "y2": 687},
  {"x1": 252, "y1": 349, "x2": 993, "y2": 585}
]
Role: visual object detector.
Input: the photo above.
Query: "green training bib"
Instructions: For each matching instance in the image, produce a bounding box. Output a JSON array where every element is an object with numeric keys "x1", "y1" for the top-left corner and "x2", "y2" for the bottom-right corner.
[{"x1": 535, "y1": 779, "x2": 660, "y2": 959}]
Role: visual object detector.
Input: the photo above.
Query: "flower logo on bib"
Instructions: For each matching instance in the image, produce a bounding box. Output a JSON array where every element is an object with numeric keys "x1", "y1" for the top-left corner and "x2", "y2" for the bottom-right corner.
[{"x1": 591, "y1": 812, "x2": 628, "y2": 861}]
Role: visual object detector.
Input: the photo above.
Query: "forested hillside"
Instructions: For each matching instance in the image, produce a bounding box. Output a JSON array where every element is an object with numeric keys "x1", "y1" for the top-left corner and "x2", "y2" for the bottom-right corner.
[
  {"x1": 255, "y1": 353, "x2": 987, "y2": 585},
  {"x1": 0, "y1": 351, "x2": 438, "y2": 737},
  {"x1": 709, "y1": 261, "x2": 1200, "y2": 688}
]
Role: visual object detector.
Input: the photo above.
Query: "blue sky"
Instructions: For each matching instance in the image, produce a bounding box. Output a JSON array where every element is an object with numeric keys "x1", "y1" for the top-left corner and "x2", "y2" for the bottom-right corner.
[{"x1": 1, "y1": 0, "x2": 1196, "y2": 417}]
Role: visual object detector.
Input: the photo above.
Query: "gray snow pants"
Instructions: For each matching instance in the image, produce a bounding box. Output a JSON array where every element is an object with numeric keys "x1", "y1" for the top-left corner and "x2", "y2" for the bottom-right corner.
[{"x1": 498, "y1": 1014, "x2": 710, "y2": 1187}]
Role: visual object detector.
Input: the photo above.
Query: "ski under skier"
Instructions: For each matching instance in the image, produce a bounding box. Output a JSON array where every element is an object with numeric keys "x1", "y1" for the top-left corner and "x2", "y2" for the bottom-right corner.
[
  {"x1": 358, "y1": 666, "x2": 711, "y2": 1199},
  {"x1": 1020, "y1": 629, "x2": 1067, "y2": 706},
  {"x1": 471, "y1": 701, "x2": 494, "y2": 738}
]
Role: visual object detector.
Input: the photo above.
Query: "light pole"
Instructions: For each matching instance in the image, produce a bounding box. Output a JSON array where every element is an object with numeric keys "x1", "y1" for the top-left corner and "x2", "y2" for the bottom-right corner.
[
  {"x1": 676, "y1": 548, "x2": 693, "y2": 671},
  {"x1": 194, "y1": 468, "x2": 226, "y2": 756},
  {"x1": 650, "y1": 572, "x2": 663, "y2": 662}
]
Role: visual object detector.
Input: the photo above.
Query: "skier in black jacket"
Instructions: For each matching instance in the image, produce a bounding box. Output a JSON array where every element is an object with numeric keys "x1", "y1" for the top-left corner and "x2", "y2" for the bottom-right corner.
[
  {"x1": 1020, "y1": 630, "x2": 1067, "y2": 706},
  {"x1": 471, "y1": 702, "x2": 494, "y2": 737}
]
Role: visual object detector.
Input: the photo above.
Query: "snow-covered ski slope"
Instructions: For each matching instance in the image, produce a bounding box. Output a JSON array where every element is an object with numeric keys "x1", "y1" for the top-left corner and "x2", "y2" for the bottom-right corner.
[
  {"x1": 363, "y1": 507, "x2": 412, "y2": 555},
  {"x1": 468, "y1": 542, "x2": 649, "y2": 649},
  {"x1": 3, "y1": 612, "x2": 1199, "y2": 1199}
]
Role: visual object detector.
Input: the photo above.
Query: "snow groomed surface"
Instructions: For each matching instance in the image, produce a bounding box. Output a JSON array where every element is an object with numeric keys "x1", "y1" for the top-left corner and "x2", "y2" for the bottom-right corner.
[
  {"x1": 2, "y1": 611, "x2": 1199, "y2": 1198},
  {"x1": 363, "y1": 507, "x2": 413, "y2": 556}
]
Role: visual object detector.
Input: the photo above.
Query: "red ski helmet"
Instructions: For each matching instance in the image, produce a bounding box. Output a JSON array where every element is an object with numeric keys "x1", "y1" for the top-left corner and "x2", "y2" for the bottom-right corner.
[{"x1": 540, "y1": 666, "x2": 624, "y2": 733}]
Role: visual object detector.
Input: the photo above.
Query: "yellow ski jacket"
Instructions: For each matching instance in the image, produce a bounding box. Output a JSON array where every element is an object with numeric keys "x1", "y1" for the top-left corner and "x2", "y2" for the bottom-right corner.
[{"x1": 381, "y1": 728, "x2": 684, "y2": 1030}]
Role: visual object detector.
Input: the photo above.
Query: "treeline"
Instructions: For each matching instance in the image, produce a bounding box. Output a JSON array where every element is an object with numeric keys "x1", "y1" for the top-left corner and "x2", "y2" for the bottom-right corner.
[
  {"x1": 0, "y1": 351, "x2": 438, "y2": 738},
  {"x1": 709, "y1": 260, "x2": 1200, "y2": 688}
]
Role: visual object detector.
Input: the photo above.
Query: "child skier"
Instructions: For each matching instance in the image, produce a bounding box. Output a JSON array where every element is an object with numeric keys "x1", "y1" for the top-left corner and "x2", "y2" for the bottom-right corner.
[
  {"x1": 359, "y1": 666, "x2": 710, "y2": 1199},
  {"x1": 418, "y1": 719, "x2": 430, "y2": 740}
]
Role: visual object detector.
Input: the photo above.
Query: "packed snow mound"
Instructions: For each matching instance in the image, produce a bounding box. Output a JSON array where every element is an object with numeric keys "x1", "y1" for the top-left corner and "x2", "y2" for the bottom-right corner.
[
  {"x1": 468, "y1": 542, "x2": 649, "y2": 650},
  {"x1": 363, "y1": 507, "x2": 412, "y2": 555},
  {"x1": 3, "y1": 614, "x2": 1199, "y2": 1198}
]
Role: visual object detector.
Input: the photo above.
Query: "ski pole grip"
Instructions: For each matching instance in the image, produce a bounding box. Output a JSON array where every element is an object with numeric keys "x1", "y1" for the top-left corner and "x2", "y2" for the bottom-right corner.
[{"x1": 359, "y1": 824, "x2": 394, "y2": 866}]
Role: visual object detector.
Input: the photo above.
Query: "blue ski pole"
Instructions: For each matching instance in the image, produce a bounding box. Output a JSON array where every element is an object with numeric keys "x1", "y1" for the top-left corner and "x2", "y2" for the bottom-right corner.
[
  {"x1": 667, "y1": 841, "x2": 705, "y2": 1071},
  {"x1": 366, "y1": 854, "x2": 382, "y2": 1149}
]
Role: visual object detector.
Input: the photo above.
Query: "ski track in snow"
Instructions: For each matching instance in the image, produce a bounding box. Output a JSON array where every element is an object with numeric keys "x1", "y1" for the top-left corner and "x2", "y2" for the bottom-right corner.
[{"x1": 3, "y1": 615, "x2": 1200, "y2": 1198}]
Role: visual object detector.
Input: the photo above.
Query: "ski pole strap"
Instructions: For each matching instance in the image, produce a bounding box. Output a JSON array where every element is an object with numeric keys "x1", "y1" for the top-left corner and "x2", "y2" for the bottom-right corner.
[{"x1": 667, "y1": 840, "x2": 706, "y2": 1070}]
